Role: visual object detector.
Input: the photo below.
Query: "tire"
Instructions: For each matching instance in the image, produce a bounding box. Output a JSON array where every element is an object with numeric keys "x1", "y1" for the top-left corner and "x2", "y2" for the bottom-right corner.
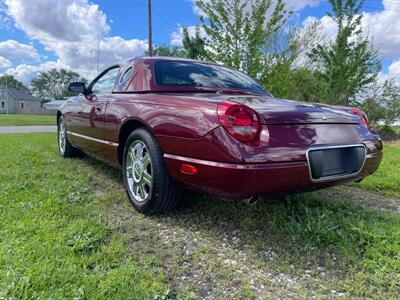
[
  {"x1": 58, "y1": 117, "x2": 79, "y2": 158},
  {"x1": 122, "y1": 128, "x2": 181, "y2": 215}
]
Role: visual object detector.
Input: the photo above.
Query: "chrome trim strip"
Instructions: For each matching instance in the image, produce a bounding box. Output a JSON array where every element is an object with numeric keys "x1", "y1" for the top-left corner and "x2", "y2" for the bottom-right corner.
[
  {"x1": 305, "y1": 144, "x2": 367, "y2": 183},
  {"x1": 164, "y1": 153, "x2": 307, "y2": 169},
  {"x1": 67, "y1": 131, "x2": 119, "y2": 147}
]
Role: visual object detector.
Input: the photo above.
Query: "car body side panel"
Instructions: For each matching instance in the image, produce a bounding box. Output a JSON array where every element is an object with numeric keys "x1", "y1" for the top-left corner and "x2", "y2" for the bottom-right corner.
[
  {"x1": 99, "y1": 93, "x2": 221, "y2": 165},
  {"x1": 104, "y1": 93, "x2": 220, "y2": 140}
]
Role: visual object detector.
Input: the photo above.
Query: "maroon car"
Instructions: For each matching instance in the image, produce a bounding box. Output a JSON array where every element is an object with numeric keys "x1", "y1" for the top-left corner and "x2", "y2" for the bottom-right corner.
[{"x1": 58, "y1": 57, "x2": 382, "y2": 214}]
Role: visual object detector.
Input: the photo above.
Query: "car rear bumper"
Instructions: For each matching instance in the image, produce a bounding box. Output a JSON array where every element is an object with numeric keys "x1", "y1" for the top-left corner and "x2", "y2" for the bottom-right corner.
[{"x1": 164, "y1": 147, "x2": 383, "y2": 198}]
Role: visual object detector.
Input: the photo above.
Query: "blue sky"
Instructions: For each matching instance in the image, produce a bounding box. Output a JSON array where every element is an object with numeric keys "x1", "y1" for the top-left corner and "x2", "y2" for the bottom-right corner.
[{"x1": 0, "y1": 0, "x2": 399, "y2": 84}]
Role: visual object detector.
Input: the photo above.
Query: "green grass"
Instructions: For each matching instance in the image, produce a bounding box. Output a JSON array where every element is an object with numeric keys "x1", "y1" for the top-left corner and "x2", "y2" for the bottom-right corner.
[
  {"x1": 0, "y1": 134, "x2": 168, "y2": 299},
  {"x1": 0, "y1": 114, "x2": 56, "y2": 126},
  {"x1": 357, "y1": 145, "x2": 400, "y2": 197},
  {"x1": 1, "y1": 133, "x2": 399, "y2": 298}
]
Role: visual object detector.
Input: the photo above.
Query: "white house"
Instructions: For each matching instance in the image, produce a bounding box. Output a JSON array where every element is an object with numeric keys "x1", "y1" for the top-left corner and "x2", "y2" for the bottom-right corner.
[{"x1": 0, "y1": 87, "x2": 42, "y2": 114}]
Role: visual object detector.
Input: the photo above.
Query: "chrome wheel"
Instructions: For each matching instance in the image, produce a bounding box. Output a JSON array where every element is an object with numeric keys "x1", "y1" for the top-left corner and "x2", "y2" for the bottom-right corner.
[
  {"x1": 125, "y1": 140, "x2": 153, "y2": 203},
  {"x1": 58, "y1": 120, "x2": 66, "y2": 155}
]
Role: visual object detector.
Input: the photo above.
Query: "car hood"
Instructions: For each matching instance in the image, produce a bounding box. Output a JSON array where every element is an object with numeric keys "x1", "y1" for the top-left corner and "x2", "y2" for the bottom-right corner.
[{"x1": 206, "y1": 94, "x2": 359, "y2": 125}]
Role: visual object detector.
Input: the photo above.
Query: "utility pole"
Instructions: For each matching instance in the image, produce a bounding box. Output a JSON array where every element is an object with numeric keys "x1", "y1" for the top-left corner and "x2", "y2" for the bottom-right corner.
[{"x1": 148, "y1": 0, "x2": 153, "y2": 56}]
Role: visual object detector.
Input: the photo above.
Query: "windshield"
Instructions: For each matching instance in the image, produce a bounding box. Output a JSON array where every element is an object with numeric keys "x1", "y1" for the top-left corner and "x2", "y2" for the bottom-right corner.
[{"x1": 154, "y1": 61, "x2": 269, "y2": 95}]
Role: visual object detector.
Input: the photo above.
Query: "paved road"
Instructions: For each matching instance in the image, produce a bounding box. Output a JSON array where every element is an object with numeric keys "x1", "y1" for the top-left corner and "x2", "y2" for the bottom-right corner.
[{"x1": 0, "y1": 125, "x2": 57, "y2": 134}]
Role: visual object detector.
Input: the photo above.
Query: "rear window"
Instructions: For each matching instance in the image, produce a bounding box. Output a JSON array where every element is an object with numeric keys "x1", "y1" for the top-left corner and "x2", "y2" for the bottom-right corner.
[{"x1": 154, "y1": 61, "x2": 268, "y2": 94}]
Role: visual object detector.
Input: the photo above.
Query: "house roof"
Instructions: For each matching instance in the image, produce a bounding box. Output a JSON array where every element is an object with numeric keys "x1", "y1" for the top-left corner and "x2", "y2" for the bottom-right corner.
[{"x1": 8, "y1": 87, "x2": 41, "y2": 101}]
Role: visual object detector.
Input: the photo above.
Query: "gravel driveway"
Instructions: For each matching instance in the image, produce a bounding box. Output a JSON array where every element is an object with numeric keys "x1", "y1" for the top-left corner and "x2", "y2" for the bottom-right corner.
[{"x1": 0, "y1": 125, "x2": 56, "y2": 134}]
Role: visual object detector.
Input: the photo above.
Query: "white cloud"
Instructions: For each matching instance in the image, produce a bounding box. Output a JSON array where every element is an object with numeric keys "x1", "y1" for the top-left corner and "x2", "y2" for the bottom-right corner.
[
  {"x1": 3, "y1": 0, "x2": 147, "y2": 83},
  {"x1": 362, "y1": 0, "x2": 400, "y2": 59},
  {"x1": 0, "y1": 2, "x2": 12, "y2": 30},
  {"x1": 375, "y1": 60, "x2": 400, "y2": 85},
  {"x1": 0, "y1": 40, "x2": 39, "y2": 63},
  {"x1": 0, "y1": 56, "x2": 11, "y2": 70},
  {"x1": 302, "y1": 16, "x2": 338, "y2": 43},
  {"x1": 303, "y1": 1, "x2": 400, "y2": 60},
  {"x1": 388, "y1": 60, "x2": 400, "y2": 76},
  {"x1": 284, "y1": 0, "x2": 320, "y2": 11},
  {"x1": 387, "y1": 60, "x2": 400, "y2": 84},
  {"x1": 5, "y1": 61, "x2": 67, "y2": 85},
  {"x1": 5, "y1": 0, "x2": 109, "y2": 43}
]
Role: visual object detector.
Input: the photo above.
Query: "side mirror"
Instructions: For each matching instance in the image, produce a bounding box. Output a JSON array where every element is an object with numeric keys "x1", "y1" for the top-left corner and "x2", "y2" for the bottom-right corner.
[{"x1": 68, "y1": 82, "x2": 87, "y2": 94}]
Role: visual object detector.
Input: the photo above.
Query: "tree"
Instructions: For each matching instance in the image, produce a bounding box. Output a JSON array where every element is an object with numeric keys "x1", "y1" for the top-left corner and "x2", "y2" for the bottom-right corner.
[
  {"x1": 195, "y1": 0, "x2": 289, "y2": 77},
  {"x1": 260, "y1": 21, "x2": 326, "y2": 100},
  {"x1": 147, "y1": 27, "x2": 206, "y2": 60},
  {"x1": 0, "y1": 74, "x2": 28, "y2": 90},
  {"x1": 31, "y1": 68, "x2": 87, "y2": 100},
  {"x1": 359, "y1": 79, "x2": 400, "y2": 128},
  {"x1": 309, "y1": 0, "x2": 381, "y2": 105},
  {"x1": 181, "y1": 27, "x2": 207, "y2": 60},
  {"x1": 146, "y1": 45, "x2": 186, "y2": 57}
]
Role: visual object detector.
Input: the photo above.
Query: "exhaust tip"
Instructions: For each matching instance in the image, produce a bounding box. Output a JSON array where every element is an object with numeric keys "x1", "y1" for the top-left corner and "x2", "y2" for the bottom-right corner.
[{"x1": 241, "y1": 195, "x2": 258, "y2": 205}]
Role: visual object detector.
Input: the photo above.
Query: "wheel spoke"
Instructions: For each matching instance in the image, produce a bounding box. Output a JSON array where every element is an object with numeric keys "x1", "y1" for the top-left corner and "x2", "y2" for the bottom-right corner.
[
  {"x1": 141, "y1": 183, "x2": 148, "y2": 197},
  {"x1": 135, "y1": 185, "x2": 141, "y2": 196},
  {"x1": 128, "y1": 150, "x2": 135, "y2": 163},
  {"x1": 137, "y1": 143, "x2": 144, "y2": 159},
  {"x1": 125, "y1": 140, "x2": 153, "y2": 203},
  {"x1": 126, "y1": 166, "x2": 133, "y2": 178},
  {"x1": 127, "y1": 178, "x2": 134, "y2": 190},
  {"x1": 139, "y1": 184, "x2": 145, "y2": 198},
  {"x1": 141, "y1": 154, "x2": 151, "y2": 168},
  {"x1": 142, "y1": 171, "x2": 152, "y2": 186},
  {"x1": 134, "y1": 166, "x2": 141, "y2": 179}
]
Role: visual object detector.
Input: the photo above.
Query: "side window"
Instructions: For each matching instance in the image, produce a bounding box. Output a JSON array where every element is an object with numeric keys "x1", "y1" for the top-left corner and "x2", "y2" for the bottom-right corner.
[
  {"x1": 20, "y1": 102, "x2": 25, "y2": 109},
  {"x1": 1, "y1": 101, "x2": 5, "y2": 109},
  {"x1": 91, "y1": 67, "x2": 119, "y2": 94},
  {"x1": 119, "y1": 66, "x2": 134, "y2": 85}
]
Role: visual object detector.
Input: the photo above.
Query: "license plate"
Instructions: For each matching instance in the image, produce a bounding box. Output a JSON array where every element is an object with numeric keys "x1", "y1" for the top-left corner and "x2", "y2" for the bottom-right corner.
[{"x1": 307, "y1": 145, "x2": 366, "y2": 181}]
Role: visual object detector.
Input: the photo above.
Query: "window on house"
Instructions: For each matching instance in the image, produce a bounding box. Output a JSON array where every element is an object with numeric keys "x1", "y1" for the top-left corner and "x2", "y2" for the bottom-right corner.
[
  {"x1": 20, "y1": 102, "x2": 25, "y2": 109},
  {"x1": 1, "y1": 101, "x2": 5, "y2": 110}
]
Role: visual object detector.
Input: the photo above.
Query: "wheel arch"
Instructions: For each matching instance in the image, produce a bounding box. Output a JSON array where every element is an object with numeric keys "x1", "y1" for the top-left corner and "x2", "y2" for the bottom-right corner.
[{"x1": 118, "y1": 118, "x2": 153, "y2": 165}]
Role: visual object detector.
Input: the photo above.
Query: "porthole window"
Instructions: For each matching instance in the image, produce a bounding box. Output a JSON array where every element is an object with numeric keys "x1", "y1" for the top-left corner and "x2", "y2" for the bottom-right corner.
[{"x1": 119, "y1": 66, "x2": 134, "y2": 85}]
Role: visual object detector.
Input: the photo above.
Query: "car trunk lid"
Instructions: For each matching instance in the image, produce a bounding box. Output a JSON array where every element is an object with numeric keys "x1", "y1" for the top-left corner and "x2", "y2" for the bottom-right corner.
[{"x1": 207, "y1": 94, "x2": 359, "y2": 125}]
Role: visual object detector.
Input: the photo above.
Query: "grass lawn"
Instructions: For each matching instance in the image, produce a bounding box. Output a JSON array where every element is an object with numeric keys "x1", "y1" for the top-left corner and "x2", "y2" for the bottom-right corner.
[
  {"x1": 357, "y1": 144, "x2": 400, "y2": 197},
  {"x1": 0, "y1": 114, "x2": 56, "y2": 126},
  {"x1": 0, "y1": 134, "x2": 399, "y2": 298}
]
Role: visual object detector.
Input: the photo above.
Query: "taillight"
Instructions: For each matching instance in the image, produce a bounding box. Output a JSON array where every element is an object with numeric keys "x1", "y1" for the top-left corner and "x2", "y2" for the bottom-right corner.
[
  {"x1": 217, "y1": 101, "x2": 261, "y2": 142},
  {"x1": 350, "y1": 108, "x2": 369, "y2": 127}
]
